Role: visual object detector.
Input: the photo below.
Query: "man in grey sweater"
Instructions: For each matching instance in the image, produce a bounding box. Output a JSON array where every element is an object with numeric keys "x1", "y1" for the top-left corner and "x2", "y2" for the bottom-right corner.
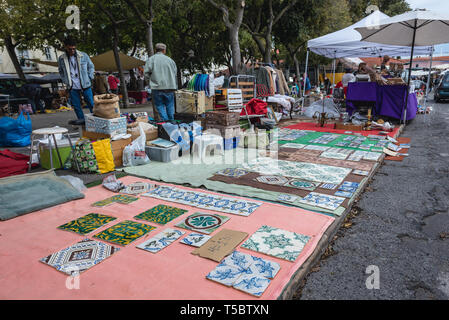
[{"x1": 144, "y1": 43, "x2": 178, "y2": 122}]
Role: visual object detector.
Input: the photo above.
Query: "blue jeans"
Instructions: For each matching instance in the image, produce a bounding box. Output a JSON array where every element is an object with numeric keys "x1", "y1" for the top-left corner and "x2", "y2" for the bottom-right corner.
[
  {"x1": 69, "y1": 87, "x2": 94, "y2": 120},
  {"x1": 152, "y1": 90, "x2": 175, "y2": 121}
]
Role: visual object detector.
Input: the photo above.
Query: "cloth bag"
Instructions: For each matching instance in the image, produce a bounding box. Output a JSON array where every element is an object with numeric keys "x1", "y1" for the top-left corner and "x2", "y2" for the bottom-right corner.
[
  {"x1": 68, "y1": 139, "x2": 100, "y2": 173},
  {"x1": 91, "y1": 138, "x2": 115, "y2": 174},
  {"x1": 93, "y1": 94, "x2": 120, "y2": 119},
  {"x1": 0, "y1": 112, "x2": 32, "y2": 147}
]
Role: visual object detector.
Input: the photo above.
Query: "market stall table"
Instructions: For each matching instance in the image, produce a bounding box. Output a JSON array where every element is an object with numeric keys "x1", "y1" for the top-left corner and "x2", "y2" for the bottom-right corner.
[{"x1": 346, "y1": 82, "x2": 418, "y2": 121}]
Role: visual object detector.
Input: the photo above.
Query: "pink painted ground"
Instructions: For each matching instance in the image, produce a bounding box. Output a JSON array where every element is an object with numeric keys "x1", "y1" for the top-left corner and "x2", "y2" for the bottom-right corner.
[{"x1": 0, "y1": 176, "x2": 334, "y2": 300}]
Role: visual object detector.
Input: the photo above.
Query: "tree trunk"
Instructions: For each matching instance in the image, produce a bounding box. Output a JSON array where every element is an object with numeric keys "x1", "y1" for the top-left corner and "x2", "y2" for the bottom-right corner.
[
  {"x1": 293, "y1": 54, "x2": 300, "y2": 85},
  {"x1": 4, "y1": 36, "x2": 26, "y2": 80},
  {"x1": 111, "y1": 27, "x2": 129, "y2": 109},
  {"x1": 147, "y1": 0, "x2": 154, "y2": 56},
  {"x1": 229, "y1": 26, "x2": 242, "y2": 75}
]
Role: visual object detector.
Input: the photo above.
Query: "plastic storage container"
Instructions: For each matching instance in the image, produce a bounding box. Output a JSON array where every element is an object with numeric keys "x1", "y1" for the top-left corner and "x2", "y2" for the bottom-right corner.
[
  {"x1": 38, "y1": 138, "x2": 79, "y2": 169},
  {"x1": 145, "y1": 144, "x2": 180, "y2": 162}
]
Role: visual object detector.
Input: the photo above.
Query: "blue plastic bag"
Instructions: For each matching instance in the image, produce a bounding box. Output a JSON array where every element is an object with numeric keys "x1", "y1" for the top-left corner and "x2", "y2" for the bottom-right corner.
[{"x1": 0, "y1": 112, "x2": 32, "y2": 147}]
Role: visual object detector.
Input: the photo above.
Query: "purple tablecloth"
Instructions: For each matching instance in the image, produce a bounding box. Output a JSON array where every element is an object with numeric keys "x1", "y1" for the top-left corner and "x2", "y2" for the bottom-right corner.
[{"x1": 346, "y1": 82, "x2": 417, "y2": 121}]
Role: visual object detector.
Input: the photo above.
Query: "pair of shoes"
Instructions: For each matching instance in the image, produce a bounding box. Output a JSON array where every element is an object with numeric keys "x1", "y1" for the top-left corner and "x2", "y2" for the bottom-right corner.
[{"x1": 68, "y1": 119, "x2": 85, "y2": 126}]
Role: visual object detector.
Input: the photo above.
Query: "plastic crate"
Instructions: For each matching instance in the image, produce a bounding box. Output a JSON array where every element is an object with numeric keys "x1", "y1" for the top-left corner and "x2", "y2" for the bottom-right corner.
[{"x1": 145, "y1": 144, "x2": 180, "y2": 162}]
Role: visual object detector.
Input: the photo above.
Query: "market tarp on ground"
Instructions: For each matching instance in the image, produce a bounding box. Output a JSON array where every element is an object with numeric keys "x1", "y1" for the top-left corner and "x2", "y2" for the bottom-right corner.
[
  {"x1": 0, "y1": 176, "x2": 334, "y2": 299},
  {"x1": 346, "y1": 82, "x2": 418, "y2": 121}
]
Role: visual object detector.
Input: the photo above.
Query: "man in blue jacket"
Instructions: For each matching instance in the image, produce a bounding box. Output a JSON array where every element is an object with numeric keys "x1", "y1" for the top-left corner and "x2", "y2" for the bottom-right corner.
[{"x1": 58, "y1": 37, "x2": 95, "y2": 125}]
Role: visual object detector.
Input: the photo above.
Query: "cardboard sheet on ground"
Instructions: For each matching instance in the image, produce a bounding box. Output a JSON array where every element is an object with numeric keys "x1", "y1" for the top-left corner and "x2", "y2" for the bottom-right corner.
[
  {"x1": 191, "y1": 229, "x2": 248, "y2": 262},
  {"x1": 0, "y1": 176, "x2": 334, "y2": 299}
]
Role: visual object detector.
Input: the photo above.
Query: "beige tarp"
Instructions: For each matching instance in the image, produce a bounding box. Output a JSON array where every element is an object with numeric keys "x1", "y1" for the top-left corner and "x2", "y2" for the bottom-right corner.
[
  {"x1": 30, "y1": 50, "x2": 145, "y2": 72},
  {"x1": 90, "y1": 51, "x2": 145, "y2": 72}
]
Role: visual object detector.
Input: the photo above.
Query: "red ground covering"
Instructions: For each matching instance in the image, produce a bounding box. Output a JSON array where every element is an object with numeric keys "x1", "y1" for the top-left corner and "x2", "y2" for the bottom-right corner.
[{"x1": 284, "y1": 122, "x2": 400, "y2": 137}]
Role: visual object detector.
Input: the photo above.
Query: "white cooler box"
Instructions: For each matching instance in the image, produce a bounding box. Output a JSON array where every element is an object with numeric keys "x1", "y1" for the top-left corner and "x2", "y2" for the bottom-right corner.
[{"x1": 85, "y1": 113, "x2": 127, "y2": 136}]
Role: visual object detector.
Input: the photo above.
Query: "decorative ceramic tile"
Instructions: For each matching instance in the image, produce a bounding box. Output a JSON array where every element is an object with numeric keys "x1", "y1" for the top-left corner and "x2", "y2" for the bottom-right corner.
[
  {"x1": 120, "y1": 182, "x2": 154, "y2": 195},
  {"x1": 399, "y1": 144, "x2": 410, "y2": 149},
  {"x1": 136, "y1": 228, "x2": 184, "y2": 253},
  {"x1": 40, "y1": 238, "x2": 119, "y2": 275},
  {"x1": 320, "y1": 152, "x2": 348, "y2": 160},
  {"x1": 110, "y1": 194, "x2": 139, "y2": 204},
  {"x1": 57, "y1": 213, "x2": 117, "y2": 235},
  {"x1": 320, "y1": 183, "x2": 338, "y2": 190},
  {"x1": 92, "y1": 195, "x2": 139, "y2": 207},
  {"x1": 242, "y1": 158, "x2": 351, "y2": 185},
  {"x1": 206, "y1": 264, "x2": 245, "y2": 287},
  {"x1": 241, "y1": 225, "x2": 310, "y2": 262},
  {"x1": 255, "y1": 175, "x2": 289, "y2": 185},
  {"x1": 233, "y1": 273, "x2": 271, "y2": 297},
  {"x1": 303, "y1": 145, "x2": 330, "y2": 151},
  {"x1": 219, "y1": 250, "x2": 254, "y2": 270},
  {"x1": 175, "y1": 212, "x2": 230, "y2": 234},
  {"x1": 277, "y1": 194, "x2": 298, "y2": 203},
  {"x1": 180, "y1": 232, "x2": 211, "y2": 247},
  {"x1": 363, "y1": 151, "x2": 382, "y2": 161},
  {"x1": 215, "y1": 168, "x2": 250, "y2": 178},
  {"x1": 280, "y1": 143, "x2": 306, "y2": 149},
  {"x1": 142, "y1": 186, "x2": 262, "y2": 217},
  {"x1": 298, "y1": 192, "x2": 345, "y2": 211},
  {"x1": 284, "y1": 179, "x2": 320, "y2": 191},
  {"x1": 352, "y1": 170, "x2": 369, "y2": 176},
  {"x1": 334, "y1": 190, "x2": 353, "y2": 198},
  {"x1": 247, "y1": 255, "x2": 280, "y2": 279},
  {"x1": 359, "y1": 145, "x2": 372, "y2": 150},
  {"x1": 134, "y1": 204, "x2": 187, "y2": 225},
  {"x1": 338, "y1": 181, "x2": 359, "y2": 193},
  {"x1": 93, "y1": 220, "x2": 155, "y2": 246}
]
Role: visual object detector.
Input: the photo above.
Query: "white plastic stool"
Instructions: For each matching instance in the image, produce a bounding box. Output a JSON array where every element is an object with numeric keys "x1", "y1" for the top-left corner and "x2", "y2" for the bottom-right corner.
[
  {"x1": 28, "y1": 127, "x2": 80, "y2": 172},
  {"x1": 192, "y1": 134, "x2": 224, "y2": 158}
]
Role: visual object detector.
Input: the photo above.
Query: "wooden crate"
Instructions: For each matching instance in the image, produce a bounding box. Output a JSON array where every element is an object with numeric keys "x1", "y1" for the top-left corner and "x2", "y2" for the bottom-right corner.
[
  {"x1": 229, "y1": 80, "x2": 255, "y2": 102},
  {"x1": 205, "y1": 111, "x2": 240, "y2": 126},
  {"x1": 175, "y1": 90, "x2": 207, "y2": 115},
  {"x1": 334, "y1": 123, "x2": 363, "y2": 131}
]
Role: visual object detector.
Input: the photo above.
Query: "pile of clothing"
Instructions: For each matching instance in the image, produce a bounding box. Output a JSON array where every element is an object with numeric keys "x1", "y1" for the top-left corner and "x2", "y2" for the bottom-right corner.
[
  {"x1": 246, "y1": 65, "x2": 290, "y2": 97},
  {"x1": 186, "y1": 74, "x2": 215, "y2": 97}
]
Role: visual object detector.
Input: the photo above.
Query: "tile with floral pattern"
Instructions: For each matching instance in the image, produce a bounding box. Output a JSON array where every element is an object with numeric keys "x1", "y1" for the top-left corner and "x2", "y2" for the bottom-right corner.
[{"x1": 240, "y1": 225, "x2": 310, "y2": 262}]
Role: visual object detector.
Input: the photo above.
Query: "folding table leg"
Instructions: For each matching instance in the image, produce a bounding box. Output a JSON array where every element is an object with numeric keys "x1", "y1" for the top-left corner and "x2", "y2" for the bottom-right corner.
[
  {"x1": 66, "y1": 134, "x2": 80, "y2": 173},
  {"x1": 52, "y1": 134, "x2": 64, "y2": 169},
  {"x1": 28, "y1": 135, "x2": 34, "y2": 172}
]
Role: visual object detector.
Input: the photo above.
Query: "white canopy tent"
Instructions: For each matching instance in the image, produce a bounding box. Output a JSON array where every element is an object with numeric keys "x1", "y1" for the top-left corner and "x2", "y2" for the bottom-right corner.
[{"x1": 302, "y1": 10, "x2": 434, "y2": 97}]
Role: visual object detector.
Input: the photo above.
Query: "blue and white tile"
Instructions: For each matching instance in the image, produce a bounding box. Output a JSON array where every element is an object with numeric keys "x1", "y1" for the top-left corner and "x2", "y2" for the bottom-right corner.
[
  {"x1": 206, "y1": 264, "x2": 245, "y2": 287},
  {"x1": 341, "y1": 181, "x2": 360, "y2": 189},
  {"x1": 304, "y1": 145, "x2": 330, "y2": 151},
  {"x1": 363, "y1": 151, "x2": 382, "y2": 161},
  {"x1": 180, "y1": 233, "x2": 211, "y2": 247},
  {"x1": 136, "y1": 228, "x2": 184, "y2": 253},
  {"x1": 299, "y1": 192, "x2": 345, "y2": 211},
  {"x1": 321, "y1": 183, "x2": 338, "y2": 190},
  {"x1": 281, "y1": 143, "x2": 306, "y2": 149},
  {"x1": 319, "y1": 152, "x2": 348, "y2": 160},
  {"x1": 232, "y1": 273, "x2": 271, "y2": 297},
  {"x1": 352, "y1": 170, "x2": 369, "y2": 176},
  {"x1": 334, "y1": 190, "x2": 353, "y2": 198},
  {"x1": 248, "y1": 256, "x2": 280, "y2": 279},
  {"x1": 219, "y1": 250, "x2": 254, "y2": 270},
  {"x1": 277, "y1": 194, "x2": 298, "y2": 203}
]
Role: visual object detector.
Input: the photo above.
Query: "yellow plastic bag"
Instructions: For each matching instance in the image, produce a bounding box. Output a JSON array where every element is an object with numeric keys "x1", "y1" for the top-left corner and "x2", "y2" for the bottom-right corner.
[{"x1": 91, "y1": 138, "x2": 115, "y2": 173}]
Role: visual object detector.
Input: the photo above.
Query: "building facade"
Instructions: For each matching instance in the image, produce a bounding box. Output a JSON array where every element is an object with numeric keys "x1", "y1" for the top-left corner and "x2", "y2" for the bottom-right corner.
[{"x1": 0, "y1": 46, "x2": 61, "y2": 74}]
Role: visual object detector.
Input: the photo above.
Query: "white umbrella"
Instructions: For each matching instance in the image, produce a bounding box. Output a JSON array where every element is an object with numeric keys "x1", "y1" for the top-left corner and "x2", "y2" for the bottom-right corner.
[{"x1": 355, "y1": 9, "x2": 449, "y2": 123}]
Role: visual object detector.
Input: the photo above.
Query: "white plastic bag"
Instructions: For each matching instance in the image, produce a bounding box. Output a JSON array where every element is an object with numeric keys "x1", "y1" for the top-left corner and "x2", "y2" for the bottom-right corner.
[
  {"x1": 122, "y1": 124, "x2": 150, "y2": 167},
  {"x1": 59, "y1": 175, "x2": 87, "y2": 192}
]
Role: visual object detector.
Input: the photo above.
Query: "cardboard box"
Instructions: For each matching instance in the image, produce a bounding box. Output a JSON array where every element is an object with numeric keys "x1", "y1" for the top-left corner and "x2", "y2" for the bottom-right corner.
[
  {"x1": 82, "y1": 130, "x2": 111, "y2": 140},
  {"x1": 110, "y1": 138, "x2": 132, "y2": 168},
  {"x1": 175, "y1": 90, "x2": 207, "y2": 114},
  {"x1": 127, "y1": 127, "x2": 158, "y2": 142},
  {"x1": 334, "y1": 123, "x2": 363, "y2": 131}
]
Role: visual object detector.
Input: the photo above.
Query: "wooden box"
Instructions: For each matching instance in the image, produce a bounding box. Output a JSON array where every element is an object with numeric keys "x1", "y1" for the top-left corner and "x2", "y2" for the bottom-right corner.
[
  {"x1": 334, "y1": 123, "x2": 363, "y2": 131},
  {"x1": 175, "y1": 90, "x2": 207, "y2": 115},
  {"x1": 205, "y1": 111, "x2": 240, "y2": 126}
]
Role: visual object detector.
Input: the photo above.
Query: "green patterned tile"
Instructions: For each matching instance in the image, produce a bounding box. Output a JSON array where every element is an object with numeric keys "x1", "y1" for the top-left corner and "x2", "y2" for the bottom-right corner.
[
  {"x1": 134, "y1": 204, "x2": 188, "y2": 225},
  {"x1": 93, "y1": 220, "x2": 156, "y2": 246},
  {"x1": 58, "y1": 213, "x2": 117, "y2": 235},
  {"x1": 175, "y1": 212, "x2": 230, "y2": 234}
]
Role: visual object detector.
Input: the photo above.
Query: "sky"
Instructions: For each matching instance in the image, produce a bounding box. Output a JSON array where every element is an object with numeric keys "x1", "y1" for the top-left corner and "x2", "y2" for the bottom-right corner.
[{"x1": 407, "y1": 0, "x2": 449, "y2": 56}]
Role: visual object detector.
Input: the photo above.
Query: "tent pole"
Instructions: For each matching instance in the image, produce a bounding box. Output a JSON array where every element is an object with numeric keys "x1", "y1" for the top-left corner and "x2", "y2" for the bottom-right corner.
[
  {"x1": 424, "y1": 46, "x2": 434, "y2": 108},
  {"x1": 403, "y1": 19, "x2": 417, "y2": 125},
  {"x1": 302, "y1": 48, "x2": 310, "y2": 97},
  {"x1": 332, "y1": 58, "x2": 336, "y2": 95}
]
